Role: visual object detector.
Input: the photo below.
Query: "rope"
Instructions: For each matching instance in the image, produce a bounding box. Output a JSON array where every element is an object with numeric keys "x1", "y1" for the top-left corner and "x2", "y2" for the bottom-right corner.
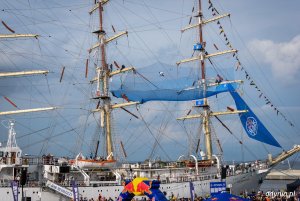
[{"x1": 136, "y1": 106, "x2": 172, "y2": 161}]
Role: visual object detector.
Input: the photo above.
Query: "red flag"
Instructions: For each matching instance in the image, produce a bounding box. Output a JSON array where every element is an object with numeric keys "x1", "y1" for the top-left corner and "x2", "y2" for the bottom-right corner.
[
  {"x1": 113, "y1": 61, "x2": 121, "y2": 69},
  {"x1": 4, "y1": 96, "x2": 18, "y2": 108},
  {"x1": 227, "y1": 106, "x2": 234, "y2": 112},
  {"x1": 1, "y1": 21, "x2": 15, "y2": 33},
  {"x1": 121, "y1": 94, "x2": 130, "y2": 102},
  {"x1": 59, "y1": 66, "x2": 65, "y2": 82},
  {"x1": 85, "y1": 59, "x2": 89, "y2": 78}
]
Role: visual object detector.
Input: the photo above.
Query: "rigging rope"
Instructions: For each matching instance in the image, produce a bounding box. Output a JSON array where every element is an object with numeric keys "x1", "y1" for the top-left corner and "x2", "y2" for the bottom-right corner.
[{"x1": 136, "y1": 106, "x2": 172, "y2": 161}]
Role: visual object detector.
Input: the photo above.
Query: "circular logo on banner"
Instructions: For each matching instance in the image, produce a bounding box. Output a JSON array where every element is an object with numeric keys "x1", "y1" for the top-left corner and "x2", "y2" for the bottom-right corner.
[{"x1": 246, "y1": 117, "x2": 258, "y2": 136}]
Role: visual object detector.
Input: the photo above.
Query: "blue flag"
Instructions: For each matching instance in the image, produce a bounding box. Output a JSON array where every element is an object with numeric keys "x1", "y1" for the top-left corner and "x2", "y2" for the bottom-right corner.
[
  {"x1": 189, "y1": 181, "x2": 195, "y2": 201},
  {"x1": 71, "y1": 180, "x2": 79, "y2": 201},
  {"x1": 229, "y1": 88, "x2": 282, "y2": 148},
  {"x1": 11, "y1": 180, "x2": 18, "y2": 201}
]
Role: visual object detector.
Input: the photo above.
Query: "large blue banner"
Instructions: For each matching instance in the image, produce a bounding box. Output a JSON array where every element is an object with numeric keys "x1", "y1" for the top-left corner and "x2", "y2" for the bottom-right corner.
[
  {"x1": 189, "y1": 181, "x2": 195, "y2": 201},
  {"x1": 229, "y1": 88, "x2": 282, "y2": 148},
  {"x1": 111, "y1": 82, "x2": 239, "y2": 103},
  {"x1": 11, "y1": 180, "x2": 18, "y2": 201},
  {"x1": 71, "y1": 180, "x2": 79, "y2": 201}
]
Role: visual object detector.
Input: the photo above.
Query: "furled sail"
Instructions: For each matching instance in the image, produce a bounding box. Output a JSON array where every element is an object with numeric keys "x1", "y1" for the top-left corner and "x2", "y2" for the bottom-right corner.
[{"x1": 229, "y1": 86, "x2": 282, "y2": 148}]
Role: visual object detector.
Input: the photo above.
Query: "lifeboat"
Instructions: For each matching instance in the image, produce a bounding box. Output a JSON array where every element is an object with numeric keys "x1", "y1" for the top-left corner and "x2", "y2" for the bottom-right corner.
[
  {"x1": 185, "y1": 159, "x2": 214, "y2": 168},
  {"x1": 69, "y1": 153, "x2": 116, "y2": 169}
]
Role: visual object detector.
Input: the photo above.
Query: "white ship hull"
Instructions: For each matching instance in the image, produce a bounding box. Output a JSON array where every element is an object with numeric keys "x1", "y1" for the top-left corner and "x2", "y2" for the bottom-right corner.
[{"x1": 0, "y1": 170, "x2": 267, "y2": 201}]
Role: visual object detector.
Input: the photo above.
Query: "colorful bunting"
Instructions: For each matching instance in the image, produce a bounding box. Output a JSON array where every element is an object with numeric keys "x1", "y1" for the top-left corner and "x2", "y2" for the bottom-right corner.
[{"x1": 207, "y1": 0, "x2": 294, "y2": 127}]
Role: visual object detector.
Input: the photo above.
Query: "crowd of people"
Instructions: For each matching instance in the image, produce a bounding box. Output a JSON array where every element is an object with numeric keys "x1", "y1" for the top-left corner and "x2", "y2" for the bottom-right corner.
[
  {"x1": 79, "y1": 194, "x2": 114, "y2": 201},
  {"x1": 75, "y1": 190, "x2": 300, "y2": 201},
  {"x1": 245, "y1": 191, "x2": 300, "y2": 201}
]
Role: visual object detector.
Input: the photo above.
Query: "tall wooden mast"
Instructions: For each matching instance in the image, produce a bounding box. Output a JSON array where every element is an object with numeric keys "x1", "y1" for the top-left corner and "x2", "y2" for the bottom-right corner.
[
  {"x1": 96, "y1": 0, "x2": 113, "y2": 160},
  {"x1": 176, "y1": 1, "x2": 244, "y2": 161},
  {"x1": 89, "y1": 0, "x2": 136, "y2": 160},
  {"x1": 197, "y1": 0, "x2": 213, "y2": 160}
]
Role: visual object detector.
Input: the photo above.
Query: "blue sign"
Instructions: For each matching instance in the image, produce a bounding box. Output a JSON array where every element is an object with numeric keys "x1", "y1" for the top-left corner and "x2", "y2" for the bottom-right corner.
[
  {"x1": 193, "y1": 43, "x2": 203, "y2": 51},
  {"x1": 195, "y1": 99, "x2": 204, "y2": 106},
  {"x1": 210, "y1": 182, "x2": 226, "y2": 196}
]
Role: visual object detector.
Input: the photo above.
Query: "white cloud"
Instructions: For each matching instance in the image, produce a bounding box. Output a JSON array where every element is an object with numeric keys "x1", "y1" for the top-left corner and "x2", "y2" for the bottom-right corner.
[{"x1": 249, "y1": 35, "x2": 300, "y2": 85}]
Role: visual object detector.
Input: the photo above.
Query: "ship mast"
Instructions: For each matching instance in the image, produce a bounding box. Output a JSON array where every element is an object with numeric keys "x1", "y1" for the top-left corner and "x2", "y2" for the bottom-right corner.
[
  {"x1": 176, "y1": 1, "x2": 245, "y2": 161},
  {"x1": 197, "y1": 0, "x2": 213, "y2": 160},
  {"x1": 90, "y1": 0, "x2": 137, "y2": 160},
  {"x1": 97, "y1": 0, "x2": 113, "y2": 160}
]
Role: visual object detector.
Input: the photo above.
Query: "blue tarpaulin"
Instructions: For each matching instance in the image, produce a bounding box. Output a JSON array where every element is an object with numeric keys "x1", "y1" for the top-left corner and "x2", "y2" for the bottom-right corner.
[
  {"x1": 111, "y1": 82, "x2": 239, "y2": 103},
  {"x1": 110, "y1": 62, "x2": 238, "y2": 103},
  {"x1": 205, "y1": 192, "x2": 250, "y2": 201}
]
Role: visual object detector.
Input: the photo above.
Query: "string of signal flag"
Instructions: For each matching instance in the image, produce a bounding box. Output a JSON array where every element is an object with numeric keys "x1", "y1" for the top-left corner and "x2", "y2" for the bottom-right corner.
[{"x1": 207, "y1": 0, "x2": 294, "y2": 127}]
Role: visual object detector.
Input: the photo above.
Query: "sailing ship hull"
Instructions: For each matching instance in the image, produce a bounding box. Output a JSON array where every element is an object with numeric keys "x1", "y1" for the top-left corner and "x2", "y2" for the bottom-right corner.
[{"x1": 0, "y1": 170, "x2": 267, "y2": 200}]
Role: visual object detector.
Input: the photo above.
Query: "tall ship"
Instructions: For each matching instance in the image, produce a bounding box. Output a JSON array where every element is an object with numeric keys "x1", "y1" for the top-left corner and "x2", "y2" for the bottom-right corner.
[{"x1": 0, "y1": 0, "x2": 299, "y2": 200}]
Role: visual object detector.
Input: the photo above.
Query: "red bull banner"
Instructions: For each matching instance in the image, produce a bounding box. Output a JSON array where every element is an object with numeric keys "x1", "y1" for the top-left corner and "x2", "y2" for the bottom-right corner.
[{"x1": 117, "y1": 178, "x2": 168, "y2": 201}]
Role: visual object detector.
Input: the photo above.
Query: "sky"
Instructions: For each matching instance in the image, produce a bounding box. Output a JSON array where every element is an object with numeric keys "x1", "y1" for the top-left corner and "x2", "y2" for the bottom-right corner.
[{"x1": 0, "y1": 0, "x2": 299, "y2": 164}]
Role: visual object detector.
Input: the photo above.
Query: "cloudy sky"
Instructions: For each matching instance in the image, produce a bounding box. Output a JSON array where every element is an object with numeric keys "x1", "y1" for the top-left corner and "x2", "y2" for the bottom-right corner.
[{"x1": 0, "y1": 0, "x2": 299, "y2": 164}]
